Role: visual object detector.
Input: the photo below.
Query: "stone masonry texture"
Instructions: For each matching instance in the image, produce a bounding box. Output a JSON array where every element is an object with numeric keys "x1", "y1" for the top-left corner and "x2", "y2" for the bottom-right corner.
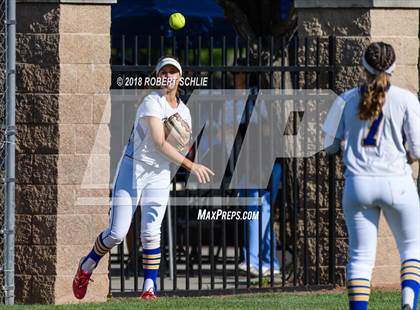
[
  {"x1": 297, "y1": 6, "x2": 419, "y2": 287},
  {"x1": 15, "y1": 2, "x2": 111, "y2": 304}
]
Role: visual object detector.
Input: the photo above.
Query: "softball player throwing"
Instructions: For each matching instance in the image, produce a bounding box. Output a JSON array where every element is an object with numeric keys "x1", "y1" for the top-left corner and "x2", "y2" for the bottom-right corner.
[
  {"x1": 72, "y1": 57, "x2": 214, "y2": 300},
  {"x1": 324, "y1": 42, "x2": 420, "y2": 310}
]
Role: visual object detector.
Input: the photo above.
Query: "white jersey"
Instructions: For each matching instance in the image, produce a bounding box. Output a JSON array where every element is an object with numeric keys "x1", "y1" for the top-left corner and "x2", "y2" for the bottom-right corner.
[
  {"x1": 124, "y1": 91, "x2": 192, "y2": 169},
  {"x1": 324, "y1": 85, "x2": 420, "y2": 177}
]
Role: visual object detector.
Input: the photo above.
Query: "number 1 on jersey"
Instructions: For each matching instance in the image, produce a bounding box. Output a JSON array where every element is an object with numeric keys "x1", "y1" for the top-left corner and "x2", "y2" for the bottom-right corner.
[{"x1": 362, "y1": 112, "x2": 383, "y2": 147}]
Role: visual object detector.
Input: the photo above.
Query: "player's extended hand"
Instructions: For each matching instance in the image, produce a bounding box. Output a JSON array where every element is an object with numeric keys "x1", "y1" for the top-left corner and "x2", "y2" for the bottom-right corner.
[{"x1": 190, "y1": 163, "x2": 215, "y2": 183}]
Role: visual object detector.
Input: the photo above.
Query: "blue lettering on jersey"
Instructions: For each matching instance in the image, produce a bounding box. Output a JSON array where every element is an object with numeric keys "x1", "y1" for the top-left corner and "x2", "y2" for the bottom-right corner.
[{"x1": 363, "y1": 111, "x2": 383, "y2": 147}]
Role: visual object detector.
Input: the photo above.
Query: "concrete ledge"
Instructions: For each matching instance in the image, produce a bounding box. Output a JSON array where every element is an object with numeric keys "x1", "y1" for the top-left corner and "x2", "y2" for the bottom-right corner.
[
  {"x1": 295, "y1": 0, "x2": 420, "y2": 8},
  {"x1": 17, "y1": 0, "x2": 116, "y2": 4}
]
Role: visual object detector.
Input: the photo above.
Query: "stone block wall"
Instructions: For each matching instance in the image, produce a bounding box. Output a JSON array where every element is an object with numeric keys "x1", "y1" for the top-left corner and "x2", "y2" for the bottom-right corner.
[
  {"x1": 15, "y1": 4, "x2": 60, "y2": 303},
  {"x1": 15, "y1": 1, "x2": 112, "y2": 303},
  {"x1": 296, "y1": 4, "x2": 420, "y2": 287},
  {"x1": 369, "y1": 9, "x2": 419, "y2": 286}
]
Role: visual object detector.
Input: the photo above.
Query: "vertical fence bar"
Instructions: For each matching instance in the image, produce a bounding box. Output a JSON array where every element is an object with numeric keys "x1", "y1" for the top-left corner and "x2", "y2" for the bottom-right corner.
[
  {"x1": 244, "y1": 35, "x2": 251, "y2": 288},
  {"x1": 280, "y1": 36, "x2": 287, "y2": 287},
  {"x1": 281, "y1": 37, "x2": 285, "y2": 90},
  {"x1": 133, "y1": 210, "x2": 139, "y2": 292},
  {"x1": 184, "y1": 35, "x2": 190, "y2": 291},
  {"x1": 172, "y1": 177, "x2": 177, "y2": 290},
  {"x1": 134, "y1": 35, "x2": 139, "y2": 90},
  {"x1": 165, "y1": 200, "x2": 174, "y2": 284},
  {"x1": 280, "y1": 158, "x2": 287, "y2": 287},
  {"x1": 118, "y1": 243, "x2": 125, "y2": 292},
  {"x1": 197, "y1": 35, "x2": 203, "y2": 291},
  {"x1": 121, "y1": 35, "x2": 126, "y2": 65},
  {"x1": 197, "y1": 108, "x2": 203, "y2": 293},
  {"x1": 246, "y1": 36, "x2": 250, "y2": 87},
  {"x1": 303, "y1": 37, "x2": 309, "y2": 286},
  {"x1": 209, "y1": 36, "x2": 215, "y2": 290},
  {"x1": 185, "y1": 194, "x2": 190, "y2": 290},
  {"x1": 222, "y1": 36, "x2": 226, "y2": 89},
  {"x1": 185, "y1": 35, "x2": 189, "y2": 66},
  {"x1": 221, "y1": 35, "x2": 227, "y2": 290},
  {"x1": 134, "y1": 36, "x2": 138, "y2": 66},
  {"x1": 328, "y1": 36, "x2": 337, "y2": 287},
  {"x1": 269, "y1": 171, "x2": 275, "y2": 286},
  {"x1": 160, "y1": 36, "x2": 164, "y2": 57},
  {"x1": 269, "y1": 36, "x2": 274, "y2": 88},
  {"x1": 234, "y1": 36, "x2": 238, "y2": 67},
  {"x1": 197, "y1": 35, "x2": 201, "y2": 66},
  {"x1": 209, "y1": 36, "x2": 214, "y2": 88},
  {"x1": 269, "y1": 35, "x2": 275, "y2": 286},
  {"x1": 257, "y1": 36, "x2": 262, "y2": 89},
  {"x1": 315, "y1": 36, "x2": 321, "y2": 285},
  {"x1": 121, "y1": 35, "x2": 126, "y2": 92},
  {"x1": 172, "y1": 36, "x2": 176, "y2": 60},
  {"x1": 4, "y1": 0, "x2": 15, "y2": 304},
  {"x1": 160, "y1": 218, "x2": 165, "y2": 292},
  {"x1": 292, "y1": 35, "x2": 299, "y2": 287},
  {"x1": 233, "y1": 37, "x2": 239, "y2": 289},
  {"x1": 147, "y1": 35, "x2": 152, "y2": 66},
  {"x1": 257, "y1": 36, "x2": 263, "y2": 287}
]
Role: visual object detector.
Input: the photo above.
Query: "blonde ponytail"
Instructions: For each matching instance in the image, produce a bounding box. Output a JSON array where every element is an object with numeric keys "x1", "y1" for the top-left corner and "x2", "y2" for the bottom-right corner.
[
  {"x1": 359, "y1": 72, "x2": 389, "y2": 121},
  {"x1": 359, "y1": 42, "x2": 396, "y2": 120}
]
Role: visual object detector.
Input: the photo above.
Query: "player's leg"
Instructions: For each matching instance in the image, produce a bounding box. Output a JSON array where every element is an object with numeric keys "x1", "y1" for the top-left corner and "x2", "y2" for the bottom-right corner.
[
  {"x1": 73, "y1": 157, "x2": 141, "y2": 299},
  {"x1": 81, "y1": 156, "x2": 140, "y2": 272},
  {"x1": 343, "y1": 177, "x2": 380, "y2": 310},
  {"x1": 383, "y1": 176, "x2": 420, "y2": 310},
  {"x1": 139, "y1": 171, "x2": 170, "y2": 298}
]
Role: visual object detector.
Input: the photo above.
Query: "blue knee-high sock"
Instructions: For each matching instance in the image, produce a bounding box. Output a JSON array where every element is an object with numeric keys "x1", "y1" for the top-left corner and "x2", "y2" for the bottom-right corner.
[
  {"x1": 348, "y1": 278, "x2": 370, "y2": 310},
  {"x1": 401, "y1": 259, "x2": 420, "y2": 310},
  {"x1": 143, "y1": 247, "x2": 161, "y2": 292},
  {"x1": 81, "y1": 232, "x2": 110, "y2": 273}
]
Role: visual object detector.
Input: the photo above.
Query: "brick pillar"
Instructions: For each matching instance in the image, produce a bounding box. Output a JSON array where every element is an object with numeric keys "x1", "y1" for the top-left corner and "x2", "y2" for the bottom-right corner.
[
  {"x1": 295, "y1": 0, "x2": 420, "y2": 287},
  {"x1": 15, "y1": 0, "x2": 114, "y2": 303}
]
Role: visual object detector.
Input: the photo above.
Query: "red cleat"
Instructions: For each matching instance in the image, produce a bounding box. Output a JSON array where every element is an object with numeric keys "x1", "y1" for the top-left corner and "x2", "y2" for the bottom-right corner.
[
  {"x1": 140, "y1": 288, "x2": 157, "y2": 300},
  {"x1": 72, "y1": 261, "x2": 93, "y2": 300}
]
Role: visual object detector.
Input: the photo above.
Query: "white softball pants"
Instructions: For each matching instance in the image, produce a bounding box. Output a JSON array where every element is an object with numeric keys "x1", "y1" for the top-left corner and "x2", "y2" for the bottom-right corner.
[
  {"x1": 343, "y1": 175, "x2": 420, "y2": 280},
  {"x1": 101, "y1": 155, "x2": 170, "y2": 250}
]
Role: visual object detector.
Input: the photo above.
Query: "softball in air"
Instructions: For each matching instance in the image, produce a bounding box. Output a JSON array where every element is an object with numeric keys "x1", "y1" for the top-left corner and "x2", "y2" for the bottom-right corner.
[{"x1": 169, "y1": 12, "x2": 186, "y2": 30}]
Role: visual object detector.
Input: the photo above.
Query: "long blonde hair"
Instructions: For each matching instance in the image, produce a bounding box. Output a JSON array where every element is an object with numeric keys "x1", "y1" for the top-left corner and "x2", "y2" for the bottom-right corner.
[{"x1": 359, "y1": 42, "x2": 396, "y2": 120}]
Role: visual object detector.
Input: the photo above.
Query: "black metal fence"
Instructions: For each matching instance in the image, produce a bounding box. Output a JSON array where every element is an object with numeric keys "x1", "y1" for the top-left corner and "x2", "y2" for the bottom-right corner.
[{"x1": 109, "y1": 35, "x2": 341, "y2": 297}]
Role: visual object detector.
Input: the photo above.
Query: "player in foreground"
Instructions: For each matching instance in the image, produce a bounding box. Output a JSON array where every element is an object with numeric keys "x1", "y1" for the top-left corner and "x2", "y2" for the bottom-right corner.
[
  {"x1": 72, "y1": 57, "x2": 214, "y2": 300},
  {"x1": 323, "y1": 42, "x2": 420, "y2": 310}
]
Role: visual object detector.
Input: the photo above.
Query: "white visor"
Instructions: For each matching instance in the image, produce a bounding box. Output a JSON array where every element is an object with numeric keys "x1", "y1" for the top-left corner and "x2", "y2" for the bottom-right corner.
[{"x1": 155, "y1": 58, "x2": 182, "y2": 77}]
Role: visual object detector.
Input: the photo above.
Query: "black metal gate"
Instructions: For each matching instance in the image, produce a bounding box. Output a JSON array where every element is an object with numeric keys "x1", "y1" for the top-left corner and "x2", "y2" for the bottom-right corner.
[{"x1": 109, "y1": 34, "x2": 342, "y2": 297}]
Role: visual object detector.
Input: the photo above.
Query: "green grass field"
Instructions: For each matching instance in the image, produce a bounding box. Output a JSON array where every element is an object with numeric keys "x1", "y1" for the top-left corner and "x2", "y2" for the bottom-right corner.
[{"x1": 0, "y1": 291, "x2": 401, "y2": 309}]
